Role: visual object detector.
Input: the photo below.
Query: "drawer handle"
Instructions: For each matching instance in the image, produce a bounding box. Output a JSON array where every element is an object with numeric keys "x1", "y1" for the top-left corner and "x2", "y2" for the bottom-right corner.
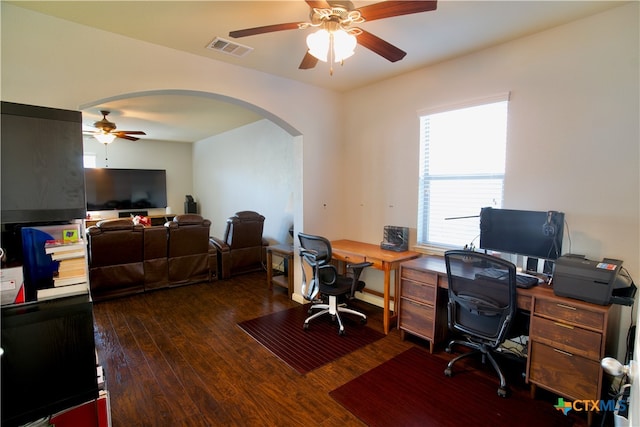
[
  {"x1": 556, "y1": 303, "x2": 577, "y2": 311},
  {"x1": 554, "y1": 322, "x2": 574, "y2": 330},
  {"x1": 553, "y1": 348, "x2": 573, "y2": 357}
]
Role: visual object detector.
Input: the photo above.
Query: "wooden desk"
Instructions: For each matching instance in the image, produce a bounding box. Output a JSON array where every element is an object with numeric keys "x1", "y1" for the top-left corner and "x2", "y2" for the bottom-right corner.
[
  {"x1": 330, "y1": 239, "x2": 420, "y2": 334},
  {"x1": 399, "y1": 255, "x2": 616, "y2": 422}
]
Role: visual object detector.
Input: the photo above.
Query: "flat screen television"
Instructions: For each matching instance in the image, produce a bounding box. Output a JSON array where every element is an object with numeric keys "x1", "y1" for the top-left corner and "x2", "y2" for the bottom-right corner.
[
  {"x1": 479, "y1": 207, "x2": 564, "y2": 260},
  {"x1": 84, "y1": 168, "x2": 167, "y2": 211}
]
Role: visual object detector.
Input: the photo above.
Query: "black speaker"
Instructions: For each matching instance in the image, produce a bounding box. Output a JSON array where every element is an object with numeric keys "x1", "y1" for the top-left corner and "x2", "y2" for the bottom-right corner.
[
  {"x1": 184, "y1": 195, "x2": 197, "y2": 214},
  {"x1": 184, "y1": 201, "x2": 197, "y2": 214}
]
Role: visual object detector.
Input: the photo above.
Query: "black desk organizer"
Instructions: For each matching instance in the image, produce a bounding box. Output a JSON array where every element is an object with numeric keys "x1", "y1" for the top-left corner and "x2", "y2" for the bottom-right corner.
[{"x1": 380, "y1": 225, "x2": 409, "y2": 252}]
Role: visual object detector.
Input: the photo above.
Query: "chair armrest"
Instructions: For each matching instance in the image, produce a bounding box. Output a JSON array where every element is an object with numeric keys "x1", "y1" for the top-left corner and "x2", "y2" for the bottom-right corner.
[
  {"x1": 209, "y1": 236, "x2": 230, "y2": 253},
  {"x1": 346, "y1": 261, "x2": 373, "y2": 270}
]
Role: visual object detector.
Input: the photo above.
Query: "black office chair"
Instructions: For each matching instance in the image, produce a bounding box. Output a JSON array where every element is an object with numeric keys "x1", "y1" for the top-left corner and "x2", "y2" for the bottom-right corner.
[
  {"x1": 443, "y1": 250, "x2": 517, "y2": 397},
  {"x1": 298, "y1": 233, "x2": 372, "y2": 335}
]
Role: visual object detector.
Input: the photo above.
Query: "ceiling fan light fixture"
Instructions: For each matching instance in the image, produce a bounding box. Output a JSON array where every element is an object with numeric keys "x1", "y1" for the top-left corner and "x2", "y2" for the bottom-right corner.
[
  {"x1": 306, "y1": 29, "x2": 330, "y2": 62},
  {"x1": 94, "y1": 132, "x2": 116, "y2": 144},
  {"x1": 332, "y1": 29, "x2": 356, "y2": 62},
  {"x1": 306, "y1": 27, "x2": 356, "y2": 63}
]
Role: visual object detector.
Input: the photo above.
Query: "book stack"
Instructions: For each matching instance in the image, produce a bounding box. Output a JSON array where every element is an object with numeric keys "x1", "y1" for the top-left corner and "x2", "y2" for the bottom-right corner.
[{"x1": 38, "y1": 240, "x2": 89, "y2": 300}]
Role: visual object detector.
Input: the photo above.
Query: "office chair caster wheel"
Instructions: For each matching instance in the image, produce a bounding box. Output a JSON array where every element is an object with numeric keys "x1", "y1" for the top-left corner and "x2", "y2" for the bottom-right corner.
[
  {"x1": 303, "y1": 323, "x2": 309, "y2": 331},
  {"x1": 331, "y1": 315, "x2": 337, "y2": 322},
  {"x1": 339, "y1": 329, "x2": 345, "y2": 336},
  {"x1": 360, "y1": 318, "x2": 367, "y2": 325},
  {"x1": 444, "y1": 367, "x2": 452, "y2": 377},
  {"x1": 497, "y1": 387, "x2": 509, "y2": 398}
]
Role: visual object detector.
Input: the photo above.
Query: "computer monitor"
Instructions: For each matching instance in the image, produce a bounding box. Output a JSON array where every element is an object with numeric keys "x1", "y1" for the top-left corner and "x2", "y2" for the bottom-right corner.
[{"x1": 479, "y1": 207, "x2": 564, "y2": 261}]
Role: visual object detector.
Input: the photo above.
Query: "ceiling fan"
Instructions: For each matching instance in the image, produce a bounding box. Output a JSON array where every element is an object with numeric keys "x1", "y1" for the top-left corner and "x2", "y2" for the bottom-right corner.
[
  {"x1": 229, "y1": 0, "x2": 437, "y2": 72},
  {"x1": 85, "y1": 110, "x2": 146, "y2": 144}
]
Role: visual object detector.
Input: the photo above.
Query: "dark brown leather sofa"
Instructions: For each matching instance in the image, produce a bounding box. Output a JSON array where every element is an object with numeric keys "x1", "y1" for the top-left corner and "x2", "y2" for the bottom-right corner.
[
  {"x1": 87, "y1": 215, "x2": 217, "y2": 302},
  {"x1": 87, "y1": 219, "x2": 145, "y2": 302},
  {"x1": 210, "y1": 211, "x2": 268, "y2": 279}
]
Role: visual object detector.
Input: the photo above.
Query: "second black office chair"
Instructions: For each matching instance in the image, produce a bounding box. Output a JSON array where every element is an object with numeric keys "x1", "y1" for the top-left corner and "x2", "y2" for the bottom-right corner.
[
  {"x1": 298, "y1": 233, "x2": 372, "y2": 335},
  {"x1": 443, "y1": 250, "x2": 517, "y2": 397}
]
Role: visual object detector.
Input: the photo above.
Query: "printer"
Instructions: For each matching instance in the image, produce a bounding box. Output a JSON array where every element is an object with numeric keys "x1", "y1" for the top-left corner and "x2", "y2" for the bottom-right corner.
[{"x1": 553, "y1": 255, "x2": 636, "y2": 306}]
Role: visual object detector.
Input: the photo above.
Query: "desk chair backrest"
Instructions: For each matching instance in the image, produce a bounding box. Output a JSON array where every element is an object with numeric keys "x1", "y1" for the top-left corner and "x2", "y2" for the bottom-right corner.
[
  {"x1": 444, "y1": 250, "x2": 517, "y2": 347},
  {"x1": 298, "y1": 233, "x2": 371, "y2": 334},
  {"x1": 298, "y1": 233, "x2": 336, "y2": 300}
]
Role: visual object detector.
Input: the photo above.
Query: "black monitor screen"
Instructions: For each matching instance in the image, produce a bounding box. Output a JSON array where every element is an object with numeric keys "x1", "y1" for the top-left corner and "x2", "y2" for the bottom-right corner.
[
  {"x1": 84, "y1": 168, "x2": 167, "y2": 211},
  {"x1": 479, "y1": 207, "x2": 564, "y2": 260}
]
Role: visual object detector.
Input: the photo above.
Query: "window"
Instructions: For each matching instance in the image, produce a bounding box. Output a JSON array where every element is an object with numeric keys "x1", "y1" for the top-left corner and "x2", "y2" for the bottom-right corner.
[
  {"x1": 417, "y1": 95, "x2": 509, "y2": 250},
  {"x1": 83, "y1": 153, "x2": 96, "y2": 168}
]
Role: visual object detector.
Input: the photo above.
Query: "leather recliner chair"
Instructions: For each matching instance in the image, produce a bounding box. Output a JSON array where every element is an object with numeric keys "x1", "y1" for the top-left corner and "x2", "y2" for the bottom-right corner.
[
  {"x1": 165, "y1": 214, "x2": 215, "y2": 286},
  {"x1": 87, "y1": 219, "x2": 145, "y2": 302},
  {"x1": 211, "y1": 211, "x2": 268, "y2": 279}
]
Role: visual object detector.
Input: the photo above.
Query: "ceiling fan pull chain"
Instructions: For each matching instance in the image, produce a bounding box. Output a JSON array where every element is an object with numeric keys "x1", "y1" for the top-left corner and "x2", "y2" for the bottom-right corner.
[
  {"x1": 329, "y1": 32, "x2": 334, "y2": 76},
  {"x1": 104, "y1": 143, "x2": 109, "y2": 168}
]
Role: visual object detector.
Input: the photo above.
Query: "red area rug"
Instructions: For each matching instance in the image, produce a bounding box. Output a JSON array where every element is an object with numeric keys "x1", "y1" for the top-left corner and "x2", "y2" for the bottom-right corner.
[
  {"x1": 238, "y1": 304, "x2": 385, "y2": 374},
  {"x1": 330, "y1": 347, "x2": 577, "y2": 427}
]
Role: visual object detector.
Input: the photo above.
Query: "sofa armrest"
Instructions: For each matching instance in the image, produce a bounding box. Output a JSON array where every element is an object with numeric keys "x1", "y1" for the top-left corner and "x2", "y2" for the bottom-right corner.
[
  {"x1": 210, "y1": 236, "x2": 231, "y2": 279},
  {"x1": 210, "y1": 236, "x2": 230, "y2": 253}
]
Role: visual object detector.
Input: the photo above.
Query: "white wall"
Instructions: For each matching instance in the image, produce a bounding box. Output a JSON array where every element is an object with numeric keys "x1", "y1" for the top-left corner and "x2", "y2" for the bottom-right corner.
[
  {"x1": 194, "y1": 119, "x2": 295, "y2": 244},
  {"x1": 342, "y1": 3, "x2": 639, "y2": 287},
  {"x1": 342, "y1": 3, "x2": 638, "y2": 357},
  {"x1": 83, "y1": 136, "x2": 193, "y2": 220}
]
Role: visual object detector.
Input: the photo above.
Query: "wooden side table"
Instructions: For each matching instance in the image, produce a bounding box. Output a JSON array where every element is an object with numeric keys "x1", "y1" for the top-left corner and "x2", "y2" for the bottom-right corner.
[{"x1": 266, "y1": 244, "x2": 294, "y2": 297}]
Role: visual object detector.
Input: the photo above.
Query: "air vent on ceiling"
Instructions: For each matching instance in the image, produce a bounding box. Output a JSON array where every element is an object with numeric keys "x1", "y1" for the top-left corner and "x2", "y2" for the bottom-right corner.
[{"x1": 206, "y1": 37, "x2": 253, "y2": 57}]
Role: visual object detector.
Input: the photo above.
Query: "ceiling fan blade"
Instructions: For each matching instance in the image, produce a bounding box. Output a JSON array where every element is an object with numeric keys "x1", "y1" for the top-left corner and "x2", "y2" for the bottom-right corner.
[
  {"x1": 358, "y1": 1, "x2": 437, "y2": 22},
  {"x1": 115, "y1": 131, "x2": 146, "y2": 135},
  {"x1": 305, "y1": 0, "x2": 331, "y2": 9},
  {"x1": 229, "y1": 22, "x2": 301, "y2": 38},
  {"x1": 117, "y1": 134, "x2": 140, "y2": 142},
  {"x1": 356, "y1": 29, "x2": 407, "y2": 62},
  {"x1": 299, "y1": 51, "x2": 319, "y2": 70}
]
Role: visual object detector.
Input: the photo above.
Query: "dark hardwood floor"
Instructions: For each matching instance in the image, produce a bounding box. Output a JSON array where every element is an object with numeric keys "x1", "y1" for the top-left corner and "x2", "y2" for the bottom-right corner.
[
  {"x1": 93, "y1": 272, "x2": 416, "y2": 426},
  {"x1": 93, "y1": 271, "x2": 590, "y2": 426}
]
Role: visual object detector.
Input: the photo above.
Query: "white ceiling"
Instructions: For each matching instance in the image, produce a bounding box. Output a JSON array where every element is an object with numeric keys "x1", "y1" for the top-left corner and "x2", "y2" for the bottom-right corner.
[{"x1": 11, "y1": 0, "x2": 625, "y2": 142}]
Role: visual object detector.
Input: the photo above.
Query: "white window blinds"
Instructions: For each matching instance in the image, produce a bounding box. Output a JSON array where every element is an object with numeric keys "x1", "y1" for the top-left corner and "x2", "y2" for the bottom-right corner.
[{"x1": 417, "y1": 95, "x2": 509, "y2": 249}]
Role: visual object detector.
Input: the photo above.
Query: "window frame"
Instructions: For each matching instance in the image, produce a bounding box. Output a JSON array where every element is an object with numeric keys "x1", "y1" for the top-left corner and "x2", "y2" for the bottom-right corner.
[{"x1": 416, "y1": 93, "x2": 510, "y2": 253}]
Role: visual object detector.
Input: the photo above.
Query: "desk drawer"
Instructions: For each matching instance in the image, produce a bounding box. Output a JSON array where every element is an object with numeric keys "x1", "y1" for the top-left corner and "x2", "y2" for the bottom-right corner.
[
  {"x1": 401, "y1": 267, "x2": 438, "y2": 286},
  {"x1": 401, "y1": 279, "x2": 436, "y2": 304},
  {"x1": 534, "y1": 298, "x2": 604, "y2": 331},
  {"x1": 530, "y1": 316, "x2": 602, "y2": 360},
  {"x1": 529, "y1": 341, "x2": 600, "y2": 400},
  {"x1": 399, "y1": 298, "x2": 434, "y2": 338},
  {"x1": 332, "y1": 252, "x2": 366, "y2": 264}
]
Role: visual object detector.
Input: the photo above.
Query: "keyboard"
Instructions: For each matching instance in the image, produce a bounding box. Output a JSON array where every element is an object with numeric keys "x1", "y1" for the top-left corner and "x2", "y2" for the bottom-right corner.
[{"x1": 475, "y1": 268, "x2": 540, "y2": 289}]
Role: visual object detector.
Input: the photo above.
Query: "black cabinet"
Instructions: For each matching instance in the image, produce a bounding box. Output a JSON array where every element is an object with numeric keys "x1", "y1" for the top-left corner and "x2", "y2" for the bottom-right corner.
[
  {"x1": 1, "y1": 101, "x2": 86, "y2": 224},
  {"x1": 1, "y1": 295, "x2": 99, "y2": 427}
]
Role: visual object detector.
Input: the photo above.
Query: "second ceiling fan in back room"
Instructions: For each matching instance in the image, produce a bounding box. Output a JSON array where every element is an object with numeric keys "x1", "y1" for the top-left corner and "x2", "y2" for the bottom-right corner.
[
  {"x1": 229, "y1": 0, "x2": 438, "y2": 75},
  {"x1": 84, "y1": 110, "x2": 147, "y2": 167},
  {"x1": 85, "y1": 110, "x2": 146, "y2": 144}
]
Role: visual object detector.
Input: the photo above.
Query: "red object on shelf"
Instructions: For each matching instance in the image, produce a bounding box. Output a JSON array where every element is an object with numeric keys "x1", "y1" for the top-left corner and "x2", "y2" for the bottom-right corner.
[{"x1": 49, "y1": 392, "x2": 110, "y2": 427}]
